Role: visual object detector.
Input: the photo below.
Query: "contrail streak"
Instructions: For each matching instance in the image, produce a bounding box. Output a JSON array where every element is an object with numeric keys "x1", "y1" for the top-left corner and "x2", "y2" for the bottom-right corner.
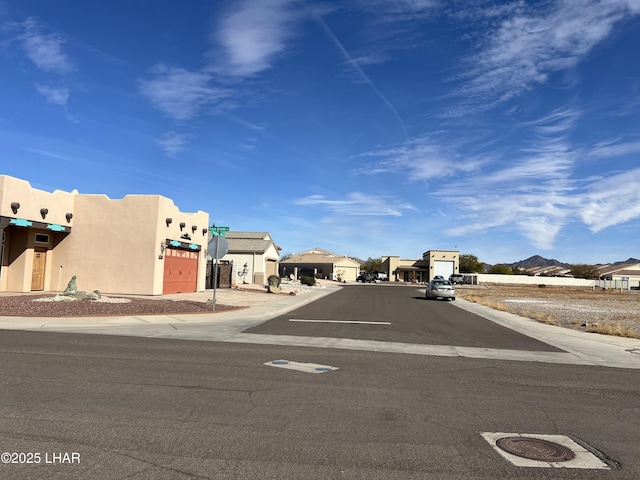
[{"x1": 316, "y1": 17, "x2": 408, "y2": 140}]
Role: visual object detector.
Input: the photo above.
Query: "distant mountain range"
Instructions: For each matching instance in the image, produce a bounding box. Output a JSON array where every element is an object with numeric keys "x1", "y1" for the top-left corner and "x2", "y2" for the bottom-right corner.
[{"x1": 502, "y1": 255, "x2": 640, "y2": 269}]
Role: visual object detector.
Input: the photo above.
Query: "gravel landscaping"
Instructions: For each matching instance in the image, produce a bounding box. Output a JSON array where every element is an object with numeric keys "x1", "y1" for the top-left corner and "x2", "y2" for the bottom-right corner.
[{"x1": 0, "y1": 294, "x2": 242, "y2": 317}]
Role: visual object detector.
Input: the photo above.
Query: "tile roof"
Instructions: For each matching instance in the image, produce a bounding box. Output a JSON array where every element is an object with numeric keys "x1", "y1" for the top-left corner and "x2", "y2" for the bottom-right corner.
[
  {"x1": 225, "y1": 231, "x2": 270, "y2": 240},
  {"x1": 281, "y1": 251, "x2": 360, "y2": 266},
  {"x1": 596, "y1": 263, "x2": 640, "y2": 275},
  {"x1": 226, "y1": 238, "x2": 273, "y2": 254}
]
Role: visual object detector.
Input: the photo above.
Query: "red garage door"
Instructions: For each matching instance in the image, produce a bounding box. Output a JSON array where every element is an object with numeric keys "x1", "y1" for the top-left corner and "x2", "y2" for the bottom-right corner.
[{"x1": 163, "y1": 248, "x2": 198, "y2": 294}]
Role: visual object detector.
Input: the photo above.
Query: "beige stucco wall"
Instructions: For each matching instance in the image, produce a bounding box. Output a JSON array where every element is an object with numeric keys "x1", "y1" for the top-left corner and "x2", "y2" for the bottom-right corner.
[
  {"x1": 423, "y1": 250, "x2": 460, "y2": 282},
  {"x1": 221, "y1": 244, "x2": 280, "y2": 286},
  {"x1": 1, "y1": 176, "x2": 75, "y2": 292},
  {"x1": 381, "y1": 256, "x2": 399, "y2": 282},
  {"x1": 333, "y1": 260, "x2": 360, "y2": 282},
  {"x1": 52, "y1": 194, "x2": 209, "y2": 295},
  {"x1": 2, "y1": 226, "x2": 68, "y2": 292},
  {"x1": 1, "y1": 176, "x2": 209, "y2": 295},
  {"x1": 0, "y1": 175, "x2": 75, "y2": 227}
]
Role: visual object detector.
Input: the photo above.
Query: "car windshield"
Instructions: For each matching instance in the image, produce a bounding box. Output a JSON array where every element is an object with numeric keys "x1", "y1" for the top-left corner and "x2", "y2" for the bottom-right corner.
[{"x1": 433, "y1": 280, "x2": 451, "y2": 286}]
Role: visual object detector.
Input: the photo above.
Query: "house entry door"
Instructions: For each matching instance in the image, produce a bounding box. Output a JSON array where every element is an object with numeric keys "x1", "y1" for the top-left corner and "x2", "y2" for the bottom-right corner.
[{"x1": 31, "y1": 248, "x2": 46, "y2": 291}]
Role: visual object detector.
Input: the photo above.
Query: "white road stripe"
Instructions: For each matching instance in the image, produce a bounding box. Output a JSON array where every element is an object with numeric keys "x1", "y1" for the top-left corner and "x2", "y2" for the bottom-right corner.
[{"x1": 289, "y1": 319, "x2": 391, "y2": 325}]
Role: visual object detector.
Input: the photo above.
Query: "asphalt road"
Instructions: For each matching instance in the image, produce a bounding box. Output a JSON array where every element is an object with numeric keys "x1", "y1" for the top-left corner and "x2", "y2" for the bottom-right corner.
[
  {"x1": 1, "y1": 284, "x2": 638, "y2": 479},
  {"x1": 246, "y1": 284, "x2": 562, "y2": 351}
]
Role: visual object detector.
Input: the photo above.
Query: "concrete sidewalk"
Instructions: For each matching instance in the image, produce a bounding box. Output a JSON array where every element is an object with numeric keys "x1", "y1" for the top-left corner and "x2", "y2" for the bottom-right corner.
[{"x1": 0, "y1": 283, "x2": 342, "y2": 340}]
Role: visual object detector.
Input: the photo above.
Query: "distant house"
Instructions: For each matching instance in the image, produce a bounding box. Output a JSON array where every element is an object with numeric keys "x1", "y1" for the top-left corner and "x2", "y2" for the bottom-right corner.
[
  {"x1": 524, "y1": 265, "x2": 572, "y2": 276},
  {"x1": 0, "y1": 175, "x2": 209, "y2": 295},
  {"x1": 221, "y1": 231, "x2": 280, "y2": 286},
  {"x1": 382, "y1": 250, "x2": 460, "y2": 283},
  {"x1": 279, "y1": 248, "x2": 361, "y2": 282},
  {"x1": 597, "y1": 263, "x2": 640, "y2": 289}
]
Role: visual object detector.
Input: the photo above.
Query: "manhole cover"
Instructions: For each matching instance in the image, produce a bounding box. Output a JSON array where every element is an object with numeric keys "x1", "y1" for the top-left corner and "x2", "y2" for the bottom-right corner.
[{"x1": 496, "y1": 436, "x2": 575, "y2": 462}]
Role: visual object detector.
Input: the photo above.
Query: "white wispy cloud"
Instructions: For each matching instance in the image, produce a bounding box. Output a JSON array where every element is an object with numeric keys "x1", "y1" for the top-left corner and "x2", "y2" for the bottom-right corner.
[
  {"x1": 578, "y1": 167, "x2": 640, "y2": 232},
  {"x1": 20, "y1": 17, "x2": 73, "y2": 73},
  {"x1": 139, "y1": 65, "x2": 230, "y2": 120},
  {"x1": 588, "y1": 138, "x2": 640, "y2": 159},
  {"x1": 355, "y1": 135, "x2": 485, "y2": 180},
  {"x1": 440, "y1": 149, "x2": 574, "y2": 250},
  {"x1": 437, "y1": 125, "x2": 640, "y2": 249},
  {"x1": 449, "y1": 0, "x2": 640, "y2": 113},
  {"x1": 295, "y1": 192, "x2": 416, "y2": 216},
  {"x1": 427, "y1": 107, "x2": 579, "y2": 248},
  {"x1": 141, "y1": 0, "x2": 303, "y2": 119},
  {"x1": 445, "y1": 191, "x2": 570, "y2": 250},
  {"x1": 36, "y1": 85, "x2": 70, "y2": 106},
  {"x1": 157, "y1": 131, "x2": 189, "y2": 156},
  {"x1": 353, "y1": 0, "x2": 437, "y2": 21},
  {"x1": 210, "y1": 0, "x2": 303, "y2": 77}
]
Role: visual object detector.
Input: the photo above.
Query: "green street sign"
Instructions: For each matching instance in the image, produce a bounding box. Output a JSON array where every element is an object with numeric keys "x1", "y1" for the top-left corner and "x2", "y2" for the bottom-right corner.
[{"x1": 209, "y1": 225, "x2": 229, "y2": 233}]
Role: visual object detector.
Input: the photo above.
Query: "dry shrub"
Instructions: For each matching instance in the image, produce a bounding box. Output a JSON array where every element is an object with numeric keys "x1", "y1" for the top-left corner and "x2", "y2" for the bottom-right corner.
[
  {"x1": 529, "y1": 311, "x2": 557, "y2": 325},
  {"x1": 458, "y1": 294, "x2": 508, "y2": 312},
  {"x1": 586, "y1": 322, "x2": 638, "y2": 338}
]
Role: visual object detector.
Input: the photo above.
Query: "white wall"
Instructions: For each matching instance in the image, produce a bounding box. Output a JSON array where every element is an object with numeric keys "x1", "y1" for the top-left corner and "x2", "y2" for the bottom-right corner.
[{"x1": 473, "y1": 274, "x2": 596, "y2": 287}]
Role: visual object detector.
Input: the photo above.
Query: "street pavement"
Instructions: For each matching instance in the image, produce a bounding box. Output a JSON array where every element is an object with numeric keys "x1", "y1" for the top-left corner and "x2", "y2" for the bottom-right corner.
[{"x1": 0, "y1": 282, "x2": 638, "y2": 370}]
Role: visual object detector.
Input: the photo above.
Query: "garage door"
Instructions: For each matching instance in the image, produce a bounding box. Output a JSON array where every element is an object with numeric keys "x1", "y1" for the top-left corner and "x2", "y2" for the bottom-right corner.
[
  {"x1": 434, "y1": 260, "x2": 454, "y2": 279},
  {"x1": 163, "y1": 248, "x2": 198, "y2": 294}
]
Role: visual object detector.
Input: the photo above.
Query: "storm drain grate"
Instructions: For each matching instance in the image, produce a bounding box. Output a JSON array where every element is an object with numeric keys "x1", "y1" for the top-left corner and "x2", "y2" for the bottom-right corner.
[{"x1": 496, "y1": 436, "x2": 574, "y2": 462}]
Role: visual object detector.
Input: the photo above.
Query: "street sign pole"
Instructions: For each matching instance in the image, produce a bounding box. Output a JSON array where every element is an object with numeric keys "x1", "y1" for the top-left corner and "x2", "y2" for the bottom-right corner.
[
  {"x1": 212, "y1": 233, "x2": 219, "y2": 311},
  {"x1": 208, "y1": 225, "x2": 229, "y2": 311}
]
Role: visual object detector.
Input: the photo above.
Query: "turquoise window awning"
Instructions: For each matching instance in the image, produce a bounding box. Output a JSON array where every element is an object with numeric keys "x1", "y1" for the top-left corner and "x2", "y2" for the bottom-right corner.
[{"x1": 10, "y1": 218, "x2": 33, "y2": 227}]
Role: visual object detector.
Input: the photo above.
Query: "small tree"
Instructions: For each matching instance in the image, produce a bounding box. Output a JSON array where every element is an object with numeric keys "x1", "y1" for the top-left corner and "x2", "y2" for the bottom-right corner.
[
  {"x1": 362, "y1": 257, "x2": 382, "y2": 272},
  {"x1": 488, "y1": 264, "x2": 514, "y2": 275},
  {"x1": 299, "y1": 275, "x2": 316, "y2": 286},
  {"x1": 569, "y1": 264, "x2": 600, "y2": 279},
  {"x1": 459, "y1": 254, "x2": 484, "y2": 273},
  {"x1": 280, "y1": 252, "x2": 294, "y2": 261}
]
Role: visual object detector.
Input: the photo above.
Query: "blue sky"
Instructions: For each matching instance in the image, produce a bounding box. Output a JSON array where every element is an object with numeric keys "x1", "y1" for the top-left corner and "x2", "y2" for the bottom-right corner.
[{"x1": 1, "y1": 0, "x2": 640, "y2": 265}]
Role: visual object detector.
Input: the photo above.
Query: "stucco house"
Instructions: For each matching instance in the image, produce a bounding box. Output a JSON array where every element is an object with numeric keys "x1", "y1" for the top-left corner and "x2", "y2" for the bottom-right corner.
[
  {"x1": 221, "y1": 231, "x2": 281, "y2": 286},
  {"x1": 597, "y1": 262, "x2": 640, "y2": 289},
  {"x1": 279, "y1": 248, "x2": 361, "y2": 282},
  {"x1": 382, "y1": 250, "x2": 460, "y2": 283},
  {"x1": 0, "y1": 175, "x2": 209, "y2": 295}
]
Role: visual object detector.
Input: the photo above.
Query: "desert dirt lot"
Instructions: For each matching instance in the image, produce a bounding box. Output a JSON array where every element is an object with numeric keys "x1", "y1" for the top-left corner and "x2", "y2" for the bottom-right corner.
[{"x1": 455, "y1": 284, "x2": 640, "y2": 339}]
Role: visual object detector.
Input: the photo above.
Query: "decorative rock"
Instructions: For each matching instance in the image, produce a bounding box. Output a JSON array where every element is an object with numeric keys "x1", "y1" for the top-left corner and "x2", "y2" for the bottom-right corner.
[
  {"x1": 64, "y1": 275, "x2": 78, "y2": 293},
  {"x1": 267, "y1": 275, "x2": 282, "y2": 294},
  {"x1": 58, "y1": 276, "x2": 101, "y2": 301}
]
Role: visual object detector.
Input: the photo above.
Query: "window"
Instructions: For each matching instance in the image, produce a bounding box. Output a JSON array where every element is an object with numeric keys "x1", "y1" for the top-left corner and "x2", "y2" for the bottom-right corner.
[{"x1": 35, "y1": 233, "x2": 50, "y2": 244}]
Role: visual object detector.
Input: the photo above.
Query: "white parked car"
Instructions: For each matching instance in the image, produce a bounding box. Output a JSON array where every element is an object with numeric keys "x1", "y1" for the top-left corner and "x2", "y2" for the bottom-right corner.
[
  {"x1": 425, "y1": 278, "x2": 456, "y2": 300},
  {"x1": 374, "y1": 271, "x2": 388, "y2": 281}
]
